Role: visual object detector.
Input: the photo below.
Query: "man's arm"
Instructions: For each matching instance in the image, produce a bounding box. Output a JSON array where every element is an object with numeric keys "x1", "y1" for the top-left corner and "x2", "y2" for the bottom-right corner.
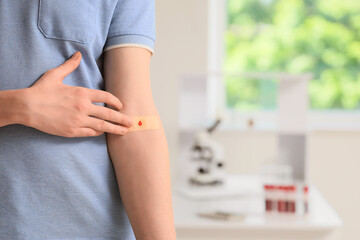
[
  {"x1": 0, "y1": 52, "x2": 133, "y2": 137},
  {"x1": 103, "y1": 47, "x2": 176, "y2": 240}
]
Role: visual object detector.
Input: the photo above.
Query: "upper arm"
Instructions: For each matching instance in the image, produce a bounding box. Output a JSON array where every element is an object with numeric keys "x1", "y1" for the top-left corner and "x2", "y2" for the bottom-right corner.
[
  {"x1": 103, "y1": 47, "x2": 157, "y2": 116},
  {"x1": 102, "y1": 0, "x2": 157, "y2": 115}
]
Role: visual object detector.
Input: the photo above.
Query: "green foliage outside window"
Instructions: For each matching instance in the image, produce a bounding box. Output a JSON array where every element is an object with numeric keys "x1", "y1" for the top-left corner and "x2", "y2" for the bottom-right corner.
[{"x1": 225, "y1": 0, "x2": 360, "y2": 110}]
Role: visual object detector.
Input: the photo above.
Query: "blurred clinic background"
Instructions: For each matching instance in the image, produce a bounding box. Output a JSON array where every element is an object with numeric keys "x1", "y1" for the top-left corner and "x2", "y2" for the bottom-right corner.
[{"x1": 150, "y1": 0, "x2": 360, "y2": 239}]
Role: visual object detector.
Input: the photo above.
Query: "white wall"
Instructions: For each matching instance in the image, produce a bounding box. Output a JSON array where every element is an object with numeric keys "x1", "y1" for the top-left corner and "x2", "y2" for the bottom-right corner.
[
  {"x1": 150, "y1": 0, "x2": 360, "y2": 239},
  {"x1": 308, "y1": 131, "x2": 360, "y2": 240},
  {"x1": 151, "y1": 0, "x2": 209, "y2": 182}
]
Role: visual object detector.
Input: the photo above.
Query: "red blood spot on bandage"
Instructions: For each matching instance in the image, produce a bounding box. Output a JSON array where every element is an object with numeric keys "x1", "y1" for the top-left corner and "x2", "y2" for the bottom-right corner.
[{"x1": 127, "y1": 116, "x2": 159, "y2": 132}]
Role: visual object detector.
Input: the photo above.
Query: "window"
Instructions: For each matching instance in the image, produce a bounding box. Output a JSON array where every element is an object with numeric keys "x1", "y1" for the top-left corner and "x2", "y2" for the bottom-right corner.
[{"x1": 224, "y1": 0, "x2": 360, "y2": 112}]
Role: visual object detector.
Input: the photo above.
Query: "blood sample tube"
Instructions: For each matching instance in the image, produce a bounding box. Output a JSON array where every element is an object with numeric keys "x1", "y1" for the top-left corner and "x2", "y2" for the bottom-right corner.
[
  {"x1": 286, "y1": 185, "x2": 296, "y2": 213},
  {"x1": 264, "y1": 184, "x2": 275, "y2": 213},
  {"x1": 277, "y1": 185, "x2": 287, "y2": 213},
  {"x1": 303, "y1": 185, "x2": 309, "y2": 214}
]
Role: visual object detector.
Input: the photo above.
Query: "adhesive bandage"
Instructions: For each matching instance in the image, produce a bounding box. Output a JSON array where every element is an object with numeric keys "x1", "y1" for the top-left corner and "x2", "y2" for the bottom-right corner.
[{"x1": 127, "y1": 115, "x2": 160, "y2": 132}]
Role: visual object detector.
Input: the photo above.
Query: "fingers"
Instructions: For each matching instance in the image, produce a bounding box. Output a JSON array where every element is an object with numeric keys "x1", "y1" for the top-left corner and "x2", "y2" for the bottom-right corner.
[
  {"x1": 87, "y1": 88, "x2": 123, "y2": 110},
  {"x1": 88, "y1": 104, "x2": 133, "y2": 127},
  {"x1": 84, "y1": 116, "x2": 129, "y2": 135},
  {"x1": 55, "y1": 51, "x2": 82, "y2": 78},
  {"x1": 71, "y1": 128, "x2": 104, "y2": 137}
]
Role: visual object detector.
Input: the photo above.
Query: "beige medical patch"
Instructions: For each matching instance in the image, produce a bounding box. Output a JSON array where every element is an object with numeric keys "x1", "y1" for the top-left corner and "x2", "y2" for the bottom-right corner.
[{"x1": 127, "y1": 115, "x2": 160, "y2": 132}]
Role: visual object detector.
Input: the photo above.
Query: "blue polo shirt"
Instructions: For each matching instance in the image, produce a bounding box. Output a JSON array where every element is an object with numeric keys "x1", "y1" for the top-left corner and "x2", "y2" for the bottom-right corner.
[{"x1": 0, "y1": 0, "x2": 155, "y2": 239}]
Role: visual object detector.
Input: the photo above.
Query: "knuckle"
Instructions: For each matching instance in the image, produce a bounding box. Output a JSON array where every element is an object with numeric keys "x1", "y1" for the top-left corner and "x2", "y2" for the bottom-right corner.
[
  {"x1": 74, "y1": 87, "x2": 86, "y2": 97},
  {"x1": 103, "y1": 91, "x2": 111, "y2": 102},
  {"x1": 74, "y1": 100, "x2": 88, "y2": 112},
  {"x1": 105, "y1": 109, "x2": 114, "y2": 120},
  {"x1": 118, "y1": 115, "x2": 127, "y2": 125},
  {"x1": 105, "y1": 92, "x2": 115, "y2": 103},
  {"x1": 71, "y1": 114, "x2": 83, "y2": 125},
  {"x1": 94, "y1": 131, "x2": 104, "y2": 136},
  {"x1": 65, "y1": 128, "x2": 77, "y2": 138},
  {"x1": 97, "y1": 120, "x2": 107, "y2": 131}
]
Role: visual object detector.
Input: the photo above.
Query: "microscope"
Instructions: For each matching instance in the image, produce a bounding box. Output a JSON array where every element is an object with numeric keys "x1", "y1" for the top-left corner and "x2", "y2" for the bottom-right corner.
[{"x1": 189, "y1": 118, "x2": 226, "y2": 186}]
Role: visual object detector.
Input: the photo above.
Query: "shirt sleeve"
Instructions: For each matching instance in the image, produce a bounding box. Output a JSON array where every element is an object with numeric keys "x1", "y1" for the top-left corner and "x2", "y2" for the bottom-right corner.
[{"x1": 103, "y1": 0, "x2": 156, "y2": 55}]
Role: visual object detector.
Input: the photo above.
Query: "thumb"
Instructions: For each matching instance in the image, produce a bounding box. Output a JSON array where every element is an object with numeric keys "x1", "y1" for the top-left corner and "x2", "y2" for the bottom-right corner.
[{"x1": 55, "y1": 51, "x2": 82, "y2": 79}]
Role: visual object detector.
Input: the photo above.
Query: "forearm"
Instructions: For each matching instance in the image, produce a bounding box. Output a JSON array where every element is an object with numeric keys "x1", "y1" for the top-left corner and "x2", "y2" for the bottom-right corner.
[
  {"x1": 106, "y1": 105, "x2": 176, "y2": 240},
  {"x1": 0, "y1": 89, "x2": 29, "y2": 127}
]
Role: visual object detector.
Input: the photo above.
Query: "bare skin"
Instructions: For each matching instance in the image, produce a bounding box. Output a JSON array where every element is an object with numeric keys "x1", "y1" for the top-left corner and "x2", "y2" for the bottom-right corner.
[
  {"x1": 0, "y1": 51, "x2": 133, "y2": 137},
  {"x1": 104, "y1": 47, "x2": 177, "y2": 240}
]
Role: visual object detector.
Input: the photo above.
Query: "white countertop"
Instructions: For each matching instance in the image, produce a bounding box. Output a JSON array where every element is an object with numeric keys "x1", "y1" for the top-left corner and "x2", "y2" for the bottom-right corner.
[{"x1": 173, "y1": 174, "x2": 342, "y2": 235}]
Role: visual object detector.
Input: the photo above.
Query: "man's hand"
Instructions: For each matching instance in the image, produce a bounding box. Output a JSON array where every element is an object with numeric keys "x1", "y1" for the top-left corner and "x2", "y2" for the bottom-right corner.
[{"x1": 18, "y1": 51, "x2": 133, "y2": 138}]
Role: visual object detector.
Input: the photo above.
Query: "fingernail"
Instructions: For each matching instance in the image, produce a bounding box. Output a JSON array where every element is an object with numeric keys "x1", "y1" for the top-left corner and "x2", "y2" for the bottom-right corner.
[{"x1": 128, "y1": 119, "x2": 134, "y2": 126}]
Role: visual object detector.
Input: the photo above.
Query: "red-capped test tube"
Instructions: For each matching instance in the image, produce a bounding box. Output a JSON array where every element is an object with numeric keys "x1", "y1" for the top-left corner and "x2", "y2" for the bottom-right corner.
[
  {"x1": 303, "y1": 185, "x2": 309, "y2": 214},
  {"x1": 277, "y1": 185, "x2": 287, "y2": 213},
  {"x1": 286, "y1": 185, "x2": 296, "y2": 213},
  {"x1": 264, "y1": 185, "x2": 275, "y2": 212}
]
